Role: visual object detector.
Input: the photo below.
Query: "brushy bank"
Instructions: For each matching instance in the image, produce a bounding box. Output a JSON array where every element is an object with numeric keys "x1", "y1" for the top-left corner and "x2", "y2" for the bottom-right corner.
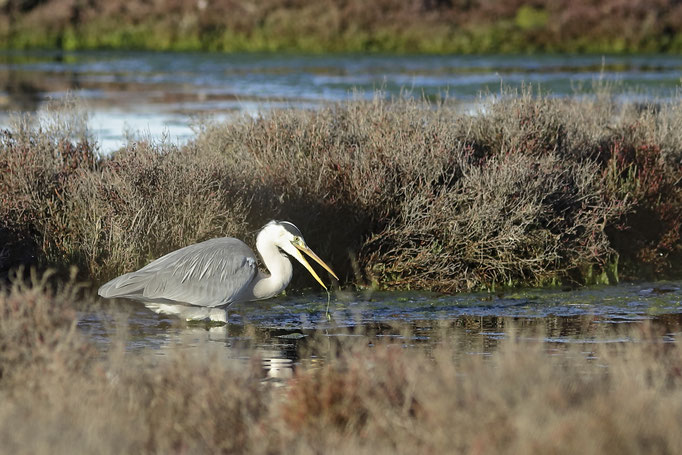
[
  {"x1": 0, "y1": 101, "x2": 249, "y2": 283},
  {"x1": 1, "y1": 275, "x2": 682, "y2": 454},
  {"x1": 4, "y1": 0, "x2": 682, "y2": 54},
  {"x1": 2, "y1": 91, "x2": 682, "y2": 291}
]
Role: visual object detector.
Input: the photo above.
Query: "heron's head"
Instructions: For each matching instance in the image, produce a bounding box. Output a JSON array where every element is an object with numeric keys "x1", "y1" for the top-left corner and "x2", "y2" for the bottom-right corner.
[{"x1": 259, "y1": 220, "x2": 339, "y2": 289}]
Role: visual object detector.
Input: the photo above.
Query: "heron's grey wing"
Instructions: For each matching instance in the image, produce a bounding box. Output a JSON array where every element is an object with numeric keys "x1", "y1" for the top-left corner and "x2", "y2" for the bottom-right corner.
[{"x1": 98, "y1": 238, "x2": 258, "y2": 307}]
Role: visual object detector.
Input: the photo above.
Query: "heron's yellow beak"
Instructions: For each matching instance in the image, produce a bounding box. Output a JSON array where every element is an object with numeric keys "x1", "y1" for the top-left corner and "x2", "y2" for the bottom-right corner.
[{"x1": 291, "y1": 241, "x2": 339, "y2": 289}]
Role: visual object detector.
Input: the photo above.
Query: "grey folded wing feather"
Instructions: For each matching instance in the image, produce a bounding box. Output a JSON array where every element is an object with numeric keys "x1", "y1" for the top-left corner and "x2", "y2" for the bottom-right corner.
[{"x1": 98, "y1": 237, "x2": 258, "y2": 308}]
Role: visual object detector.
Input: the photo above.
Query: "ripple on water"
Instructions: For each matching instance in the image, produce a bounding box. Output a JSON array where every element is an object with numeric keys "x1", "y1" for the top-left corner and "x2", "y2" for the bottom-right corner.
[
  {"x1": 5, "y1": 51, "x2": 682, "y2": 153},
  {"x1": 77, "y1": 281, "x2": 682, "y2": 377}
]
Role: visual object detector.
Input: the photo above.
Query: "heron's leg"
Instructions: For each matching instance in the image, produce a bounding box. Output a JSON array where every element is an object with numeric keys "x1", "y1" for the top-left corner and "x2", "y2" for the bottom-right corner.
[
  {"x1": 146, "y1": 303, "x2": 209, "y2": 321},
  {"x1": 208, "y1": 308, "x2": 227, "y2": 323}
]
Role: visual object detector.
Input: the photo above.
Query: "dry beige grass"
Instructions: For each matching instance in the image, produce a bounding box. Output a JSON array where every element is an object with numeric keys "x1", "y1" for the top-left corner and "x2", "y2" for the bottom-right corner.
[
  {"x1": 0, "y1": 275, "x2": 681, "y2": 454},
  {"x1": 1, "y1": 108, "x2": 249, "y2": 283},
  {"x1": 64, "y1": 140, "x2": 249, "y2": 280}
]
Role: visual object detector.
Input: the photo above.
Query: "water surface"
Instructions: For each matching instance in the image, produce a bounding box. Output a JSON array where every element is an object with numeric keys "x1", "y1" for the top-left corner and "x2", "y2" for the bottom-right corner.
[
  {"x1": 79, "y1": 281, "x2": 682, "y2": 378},
  {"x1": 2, "y1": 51, "x2": 682, "y2": 152}
]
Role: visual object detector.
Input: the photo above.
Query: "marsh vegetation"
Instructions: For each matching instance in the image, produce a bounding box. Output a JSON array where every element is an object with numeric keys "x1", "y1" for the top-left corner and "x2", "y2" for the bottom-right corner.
[
  {"x1": 0, "y1": 274, "x2": 680, "y2": 454},
  {"x1": 1, "y1": 88, "x2": 682, "y2": 453},
  {"x1": 4, "y1": 4, "x2": 682, "y2": 451},
  {"x1": 4, "y1": 0, "x2": 682, "y2": 53},
  {"x1": 2, "y1": 91, "x2": 681, "y2": 291}
]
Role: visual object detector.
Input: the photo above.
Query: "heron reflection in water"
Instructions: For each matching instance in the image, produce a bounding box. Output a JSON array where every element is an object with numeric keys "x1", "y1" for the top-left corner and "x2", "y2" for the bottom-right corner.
[{"x1": 98, "y1": 221, "x2": 338, "y2": 323}]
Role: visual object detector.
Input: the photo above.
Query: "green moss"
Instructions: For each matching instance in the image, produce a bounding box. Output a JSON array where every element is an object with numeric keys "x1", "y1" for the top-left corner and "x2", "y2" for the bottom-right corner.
[
  {"x1": 2, "y1": 15, "x2": 682, "y2": 54},
  {"x1": 514, "y1": 6, "x2": 549, "y2": 31},
  {"x1": 581, "y1": 256, "x2": 619, "y2": 286}
]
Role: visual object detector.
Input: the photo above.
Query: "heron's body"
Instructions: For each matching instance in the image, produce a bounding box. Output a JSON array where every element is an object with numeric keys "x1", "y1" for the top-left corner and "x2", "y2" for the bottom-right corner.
[{"x1": 98, "y1": 221, "x2": 337, "y2": 322}]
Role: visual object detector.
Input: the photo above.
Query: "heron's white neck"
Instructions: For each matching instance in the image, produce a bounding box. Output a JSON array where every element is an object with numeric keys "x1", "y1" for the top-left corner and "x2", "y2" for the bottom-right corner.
[{"x1": 248, "y1": 235, "x2": 293, "y2": 301}]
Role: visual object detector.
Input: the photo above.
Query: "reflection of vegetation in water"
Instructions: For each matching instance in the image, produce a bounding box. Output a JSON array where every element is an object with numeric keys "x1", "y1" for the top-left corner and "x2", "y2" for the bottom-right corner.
[
  {"x1": 2, "y1": 274, "x2": 682, "y2": 453},
  {"x1": 99, "y1": 282, "x2": 682, "y2": 368}
]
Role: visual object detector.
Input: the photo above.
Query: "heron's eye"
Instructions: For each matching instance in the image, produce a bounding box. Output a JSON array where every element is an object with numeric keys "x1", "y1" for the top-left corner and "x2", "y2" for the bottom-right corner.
[{"x1": 293, "y1": 236, "x2": 302, "y2": 244}]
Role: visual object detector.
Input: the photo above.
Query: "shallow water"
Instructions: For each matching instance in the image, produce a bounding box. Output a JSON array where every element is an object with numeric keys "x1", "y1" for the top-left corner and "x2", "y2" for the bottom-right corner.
[
  {"x1": 2, "y1": 51, "x2": 682, "y2": 152},
  {"x1": 78, "y1": 281, "x2": 682, "y2": 378}
]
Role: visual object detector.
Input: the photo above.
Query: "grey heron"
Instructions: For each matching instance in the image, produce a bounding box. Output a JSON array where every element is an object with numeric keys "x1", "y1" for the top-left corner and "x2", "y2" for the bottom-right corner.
[{"x1": 98, "y1": 220, "x2": 338, "y2": 322}]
